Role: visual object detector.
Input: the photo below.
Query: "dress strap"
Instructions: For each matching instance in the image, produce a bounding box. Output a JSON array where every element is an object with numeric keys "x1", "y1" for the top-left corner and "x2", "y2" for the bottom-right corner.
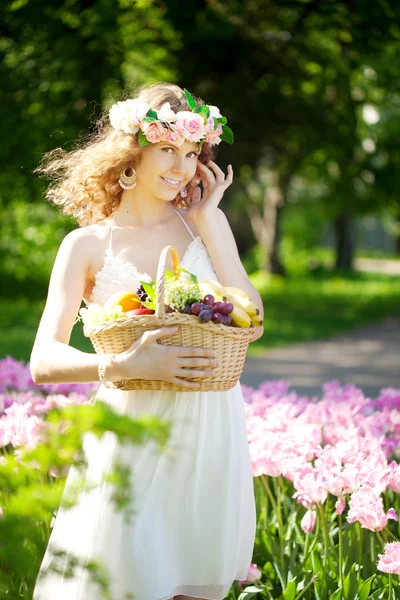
[
  {"x1": 108, "y1": 213, "x2": 116, "y2": 254},
  {"x1": 174, "y1": 208, "x2": 196, "y2": 240}
]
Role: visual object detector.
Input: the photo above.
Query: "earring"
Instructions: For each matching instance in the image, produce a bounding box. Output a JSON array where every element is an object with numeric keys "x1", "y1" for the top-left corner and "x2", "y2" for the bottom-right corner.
[
  {"x1": 119, "y1": 167, "x2": 137, "y2": 189},
  {"x1": 180, "y1": 187, "x2": 188, "y2": 198}
]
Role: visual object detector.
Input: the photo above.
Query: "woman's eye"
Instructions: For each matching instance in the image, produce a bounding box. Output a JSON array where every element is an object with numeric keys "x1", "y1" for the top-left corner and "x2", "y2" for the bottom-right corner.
[{"x1": 188, "y1": 152, "x2": 198, "y2": 158}]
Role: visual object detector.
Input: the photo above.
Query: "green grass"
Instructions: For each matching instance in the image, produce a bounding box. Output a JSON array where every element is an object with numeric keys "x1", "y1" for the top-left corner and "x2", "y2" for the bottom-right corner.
[{"x1": 248, "y1": 267, "x2": 400, "y2": 356}]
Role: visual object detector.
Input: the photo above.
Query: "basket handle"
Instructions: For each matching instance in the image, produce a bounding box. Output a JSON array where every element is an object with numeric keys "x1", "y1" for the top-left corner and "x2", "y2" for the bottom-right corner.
[{"x1": 155, "y1": 245, "x2": 180, "y2": 318}]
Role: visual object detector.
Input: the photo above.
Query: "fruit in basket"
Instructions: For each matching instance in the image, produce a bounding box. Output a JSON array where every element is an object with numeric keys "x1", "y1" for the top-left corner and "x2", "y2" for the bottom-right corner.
[
  {"x1": 104, "y1": 291, "x2": 142, "y2": 312},
  {"x1": 198, "y1": 309, "x2": 213, "y2": 323},
  {"x1": 230, "y1": 305, "x2": 253, "y2": 328},
  {"x1": 126, "y1": 307, "x2": 155, "y2": 316},
  {"x1": 199, "y1": 280, "x2": 262, "y2": 327}
]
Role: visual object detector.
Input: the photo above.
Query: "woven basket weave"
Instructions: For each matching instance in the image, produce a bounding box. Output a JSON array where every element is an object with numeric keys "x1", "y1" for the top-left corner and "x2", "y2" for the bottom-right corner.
[{"x1": 84, "y1": 245, "x2": 254, "y2": 392}]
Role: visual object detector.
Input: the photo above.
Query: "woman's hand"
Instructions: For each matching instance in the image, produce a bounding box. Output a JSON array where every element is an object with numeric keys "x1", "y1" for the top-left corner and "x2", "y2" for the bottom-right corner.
[
  {"x1": 186, "y1": 160, "x2": 233, "y2": 224},
  {"x1": 109, "y1": 327, "x2": 218, "y2": 390}
]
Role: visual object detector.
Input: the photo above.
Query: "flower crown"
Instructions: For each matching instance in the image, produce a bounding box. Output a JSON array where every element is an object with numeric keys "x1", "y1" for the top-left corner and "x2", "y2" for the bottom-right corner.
[{"x1": 109, "y1": 89, "x2": 233, "y2": 149}]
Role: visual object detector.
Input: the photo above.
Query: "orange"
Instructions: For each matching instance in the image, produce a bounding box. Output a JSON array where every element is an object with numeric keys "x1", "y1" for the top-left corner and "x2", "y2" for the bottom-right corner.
[{"x1": 104, "y1": 291, "x2": 142, "y2": 312}]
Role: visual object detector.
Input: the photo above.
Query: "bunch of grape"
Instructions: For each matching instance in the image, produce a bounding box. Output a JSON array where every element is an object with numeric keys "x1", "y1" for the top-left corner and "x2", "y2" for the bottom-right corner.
[
  {"x1": 180, "y1": 294, "x2": 234, "y2": 326},
  {"x1": 136, "y1": 284, "x2": 149, "y2": 303}
]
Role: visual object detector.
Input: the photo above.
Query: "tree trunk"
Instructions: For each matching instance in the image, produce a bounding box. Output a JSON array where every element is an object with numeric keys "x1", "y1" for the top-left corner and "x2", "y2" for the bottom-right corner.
[
  {"x1": 270, "y1": 201, "x2": 286, "y2": 275},
  {"x1": 334, "y1": 206, "x2": 355, "y2": 270},
  {"x1": 244, "y1": 170, "x2": 288, "y2": 274}
]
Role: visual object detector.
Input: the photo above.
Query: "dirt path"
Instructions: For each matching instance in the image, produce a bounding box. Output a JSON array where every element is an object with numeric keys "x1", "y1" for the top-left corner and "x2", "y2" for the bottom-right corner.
[{"x1": 241, "y1": 313, "x2": 400, "y2": 399}]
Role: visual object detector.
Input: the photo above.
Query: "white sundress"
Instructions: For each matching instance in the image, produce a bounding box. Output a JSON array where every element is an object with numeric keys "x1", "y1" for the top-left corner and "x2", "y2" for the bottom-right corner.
[{"x1": 33, "y1": 209, "x2": 257, "y2": 600}]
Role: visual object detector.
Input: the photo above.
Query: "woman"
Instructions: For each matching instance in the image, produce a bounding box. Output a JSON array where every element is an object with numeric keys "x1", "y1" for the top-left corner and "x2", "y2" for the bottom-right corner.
[{"x1": 31, "y1": 82, "x2": 264, "y2": 600}]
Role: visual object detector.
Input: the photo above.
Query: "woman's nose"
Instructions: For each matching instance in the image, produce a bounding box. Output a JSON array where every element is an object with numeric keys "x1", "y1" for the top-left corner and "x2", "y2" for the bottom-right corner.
[{"x1": 171, "y1": 155, "x2": 186, "y2": 174}]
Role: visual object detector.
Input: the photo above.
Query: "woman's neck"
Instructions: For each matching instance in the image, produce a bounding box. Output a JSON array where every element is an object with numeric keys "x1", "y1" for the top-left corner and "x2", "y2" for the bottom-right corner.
[{"x1": 116, "y1": 186, "x2": 177, "y2": 227}]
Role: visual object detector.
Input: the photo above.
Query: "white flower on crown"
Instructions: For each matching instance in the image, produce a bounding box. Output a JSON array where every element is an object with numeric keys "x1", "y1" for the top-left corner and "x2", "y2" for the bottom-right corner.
[
  {"x1": 109, "y1": 99, "x2": 150, "y2": 134},
  {"x1": 157, "y1": 102, "x2": 176, "y2": 122},
  {"x1": 209, "y1": 105, "x2": 222, "y2": 118}
]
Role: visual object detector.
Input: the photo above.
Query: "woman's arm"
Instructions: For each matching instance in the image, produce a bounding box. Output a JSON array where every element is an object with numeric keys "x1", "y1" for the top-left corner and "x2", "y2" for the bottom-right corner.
[
  {"x1": 30, "y1": 228, "x2": 106, "y2": 384},
  {"x1": 196, "y1": 209, "x2": 264, "y2": 342}
]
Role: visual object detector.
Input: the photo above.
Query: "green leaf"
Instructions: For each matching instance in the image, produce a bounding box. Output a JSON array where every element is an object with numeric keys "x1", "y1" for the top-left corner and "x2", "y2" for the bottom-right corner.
[
  {"x1": 184, "y1": 88, "x2": 197, "y2": 111},
  {"x1": 329, "y1": 588, "x2": 343, "y2": 600},
  {"x1": 138, "y1": 130, "x2": 150, "y2": 147},
  {"x1": 358, "y1": 575, "x2": 375, "y2": 600},
  {"x1": 165, "y1": 269, "x2": 176, "y2": 280},
  {"x1": 142, "y1": 116, "x2": 156, "y2": 123},
  {"x1": 177, "y1": 267, "x2": 199, "y2": 286},
  {"x1": 146, "y1": 109, "x2": 158, "y2": 119},
  {"x1": 217, "y1": 116, "x2": 227, "y2": 125},
  {"x1": 283, "y1": 580, "x2": 296, "y2": 600},
  {"x1": 139, "y1": 281, "x2": 156, "y2": 301},
  {"x1": 343, "y1": 564, "x2": 358, "y2": 600},
  {"x1": 196, "y1": 105, "x2": 210, "y2": 119},
  {"x1": 237, "y1": 584, "x2": 265, "y2": 599},
  {"x1": 221, "y1": 125, "x2": 234, "y2": 144},
  {"x1": 140, "y1": 300, "x2": 156, "y2": 310}
]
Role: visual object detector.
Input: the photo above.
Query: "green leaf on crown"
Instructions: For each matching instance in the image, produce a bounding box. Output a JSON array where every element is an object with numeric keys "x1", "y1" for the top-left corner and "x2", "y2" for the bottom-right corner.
[
  {"x1": 184, "y1": 88, "x2": 197, "y2": 111},
  {"x1": 196, "y1": 105, "x2": 210, "y2": 119},
  {"x1": 221, "y1": 125, "x2": 234, "y2": 144},
  {"x1": 217, "y1": 116, "x2": 227, "y2": 125},
  {"x1": 138, "y1": 130, "x2": 150, "y2": 147},
  {"x1": 142, "y1": 117, "x2": 156, "y2": 123},
  {"x1": 146, "y1": 109, "x2": 158, "y2": 119}
]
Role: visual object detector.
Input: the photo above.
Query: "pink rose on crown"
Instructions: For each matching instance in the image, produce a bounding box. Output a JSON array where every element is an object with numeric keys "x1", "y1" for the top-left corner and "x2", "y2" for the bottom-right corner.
[
  {"x1": 141, "y1": 121, "x2": 168, "y2": 144},
  {"x1": 164, "y1": 124, "x2": 185, "y2": 146},
  {"x1": 175, "y1": 111, "x2": 205, "y2": 142},
  {"x1": 205, "y1": 123, "x2": 223, "y2": 145}
]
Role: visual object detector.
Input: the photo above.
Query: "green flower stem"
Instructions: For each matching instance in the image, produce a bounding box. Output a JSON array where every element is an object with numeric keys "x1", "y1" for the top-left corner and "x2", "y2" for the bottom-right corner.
[
  {"x1": 338, "y1": 513, "x2": 343, "y2": 589},
  {"x1": 384, "y1": 527, "x2": 398, "y2": 542},
  {"x1": 260, "y1": 475, "x2": 285, "y2": 572},
  {"x1": 317, "y1": 503, "x2": 329, "y2": 568},
  {"x1": 389, "y1": 573, "x2": 393, "y2": 600},
  {"x1": 294, "y1": 573, "x2": 320, "y2": 600},
  {"x1": 376, "y1": 530, "x2": 386, "y2": 549}
]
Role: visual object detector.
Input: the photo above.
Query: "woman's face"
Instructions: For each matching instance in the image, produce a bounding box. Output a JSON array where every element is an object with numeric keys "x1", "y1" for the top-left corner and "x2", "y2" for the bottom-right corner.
[{"x1": 135, "y1": 139, "x2": 200, "y2": 200}]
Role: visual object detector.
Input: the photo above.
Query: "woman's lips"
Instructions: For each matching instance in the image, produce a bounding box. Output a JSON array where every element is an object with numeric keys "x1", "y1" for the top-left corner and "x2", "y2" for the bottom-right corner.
[{"x1": 161, "y1": 176, "x2": 181, "y2": 189}]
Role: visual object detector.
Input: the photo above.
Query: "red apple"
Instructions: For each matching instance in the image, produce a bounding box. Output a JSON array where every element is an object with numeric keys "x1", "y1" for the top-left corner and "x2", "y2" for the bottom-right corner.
[{"x1": 126, "y1": 308, "x2": 155, "y2": 316}]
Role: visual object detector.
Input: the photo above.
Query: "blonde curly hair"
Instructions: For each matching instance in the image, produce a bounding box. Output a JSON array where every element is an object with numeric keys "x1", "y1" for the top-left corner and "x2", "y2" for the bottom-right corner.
[{"x1": 35, "y1": 83, "x2": 216, "y2": 226}]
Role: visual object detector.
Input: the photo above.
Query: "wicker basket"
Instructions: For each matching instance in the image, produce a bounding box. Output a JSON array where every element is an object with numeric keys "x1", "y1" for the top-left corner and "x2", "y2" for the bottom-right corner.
[{"x1": 84, "y1": 245, "x2": 254, "y2": 391}]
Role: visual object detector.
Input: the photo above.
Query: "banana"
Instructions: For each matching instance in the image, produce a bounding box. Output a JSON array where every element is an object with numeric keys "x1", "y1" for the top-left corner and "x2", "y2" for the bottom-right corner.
[
  {"x1": 223, "y1": 291, "x2": 260, "y2": 318},
  {"x1": 230, "y1": 305, "x2": 253, "y2": 328},
  {"x1": 251, "y1": 314, "x2": 263, "y2": 327},
  {"x1": 199, "y1": 279, "x2": 225, "y2": 300},
  {"x1": 224, "y1": 286, "x2": 249, "y2": 300}
]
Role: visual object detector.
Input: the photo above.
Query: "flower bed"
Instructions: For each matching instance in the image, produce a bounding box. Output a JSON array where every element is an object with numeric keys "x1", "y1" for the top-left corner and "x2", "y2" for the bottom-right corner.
[{"x1": 2, "y1": 357, "x2": 400, "y2": 598}]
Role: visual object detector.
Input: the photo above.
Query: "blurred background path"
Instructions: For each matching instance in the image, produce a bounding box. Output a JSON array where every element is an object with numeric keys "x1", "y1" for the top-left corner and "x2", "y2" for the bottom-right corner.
[{"x1": 242, "y1": 312, "x2": 400, "y2": 399}]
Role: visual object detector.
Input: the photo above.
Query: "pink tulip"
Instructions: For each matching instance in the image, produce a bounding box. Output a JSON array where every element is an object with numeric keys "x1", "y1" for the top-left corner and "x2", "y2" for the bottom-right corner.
[
  {"x1": 335, "y1": 496, "x2": 346, "y2": 515},
  {"x1": 347, "y1": 486, "x2": 397, "y2": 531},
  {"x1": 377, "y1": 542, "x2": 400, "y2": 574},
  {"x1": 238, "y1": 563, "x2": 262, "y2": 588},
  {"x1": 301, "y1": 509, "x2": 317, "y2": 533}
]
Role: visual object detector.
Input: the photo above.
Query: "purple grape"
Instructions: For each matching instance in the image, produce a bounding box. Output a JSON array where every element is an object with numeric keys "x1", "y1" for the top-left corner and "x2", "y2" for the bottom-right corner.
[
  {"x1": 191, "y1": 302, "x2": 205, "y2": 316},
  {"x1": 220, "y1": 314, "x2": 233, "y2": 326},
  {"x1": 211, "y1": 312, "x2": 225, "y2": 324},
  {"x1": 203, "y1": 294, "x2": 215, "y2": 306},
  {"x1": 181, "y1": 305, "x2": 192, "y2": 314},
  {"x1": 165, "y1": 305, "x2": 174, "y2": 313},
  {"x1": 198, "y1": 309, "x2": 213, "y2": 323},
  {"x1": 220, "y1": 302, "x2": 234, "y2": 315},
  {"x1": 212, "y1": 301, "x2": 225, "y2": 313}
]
